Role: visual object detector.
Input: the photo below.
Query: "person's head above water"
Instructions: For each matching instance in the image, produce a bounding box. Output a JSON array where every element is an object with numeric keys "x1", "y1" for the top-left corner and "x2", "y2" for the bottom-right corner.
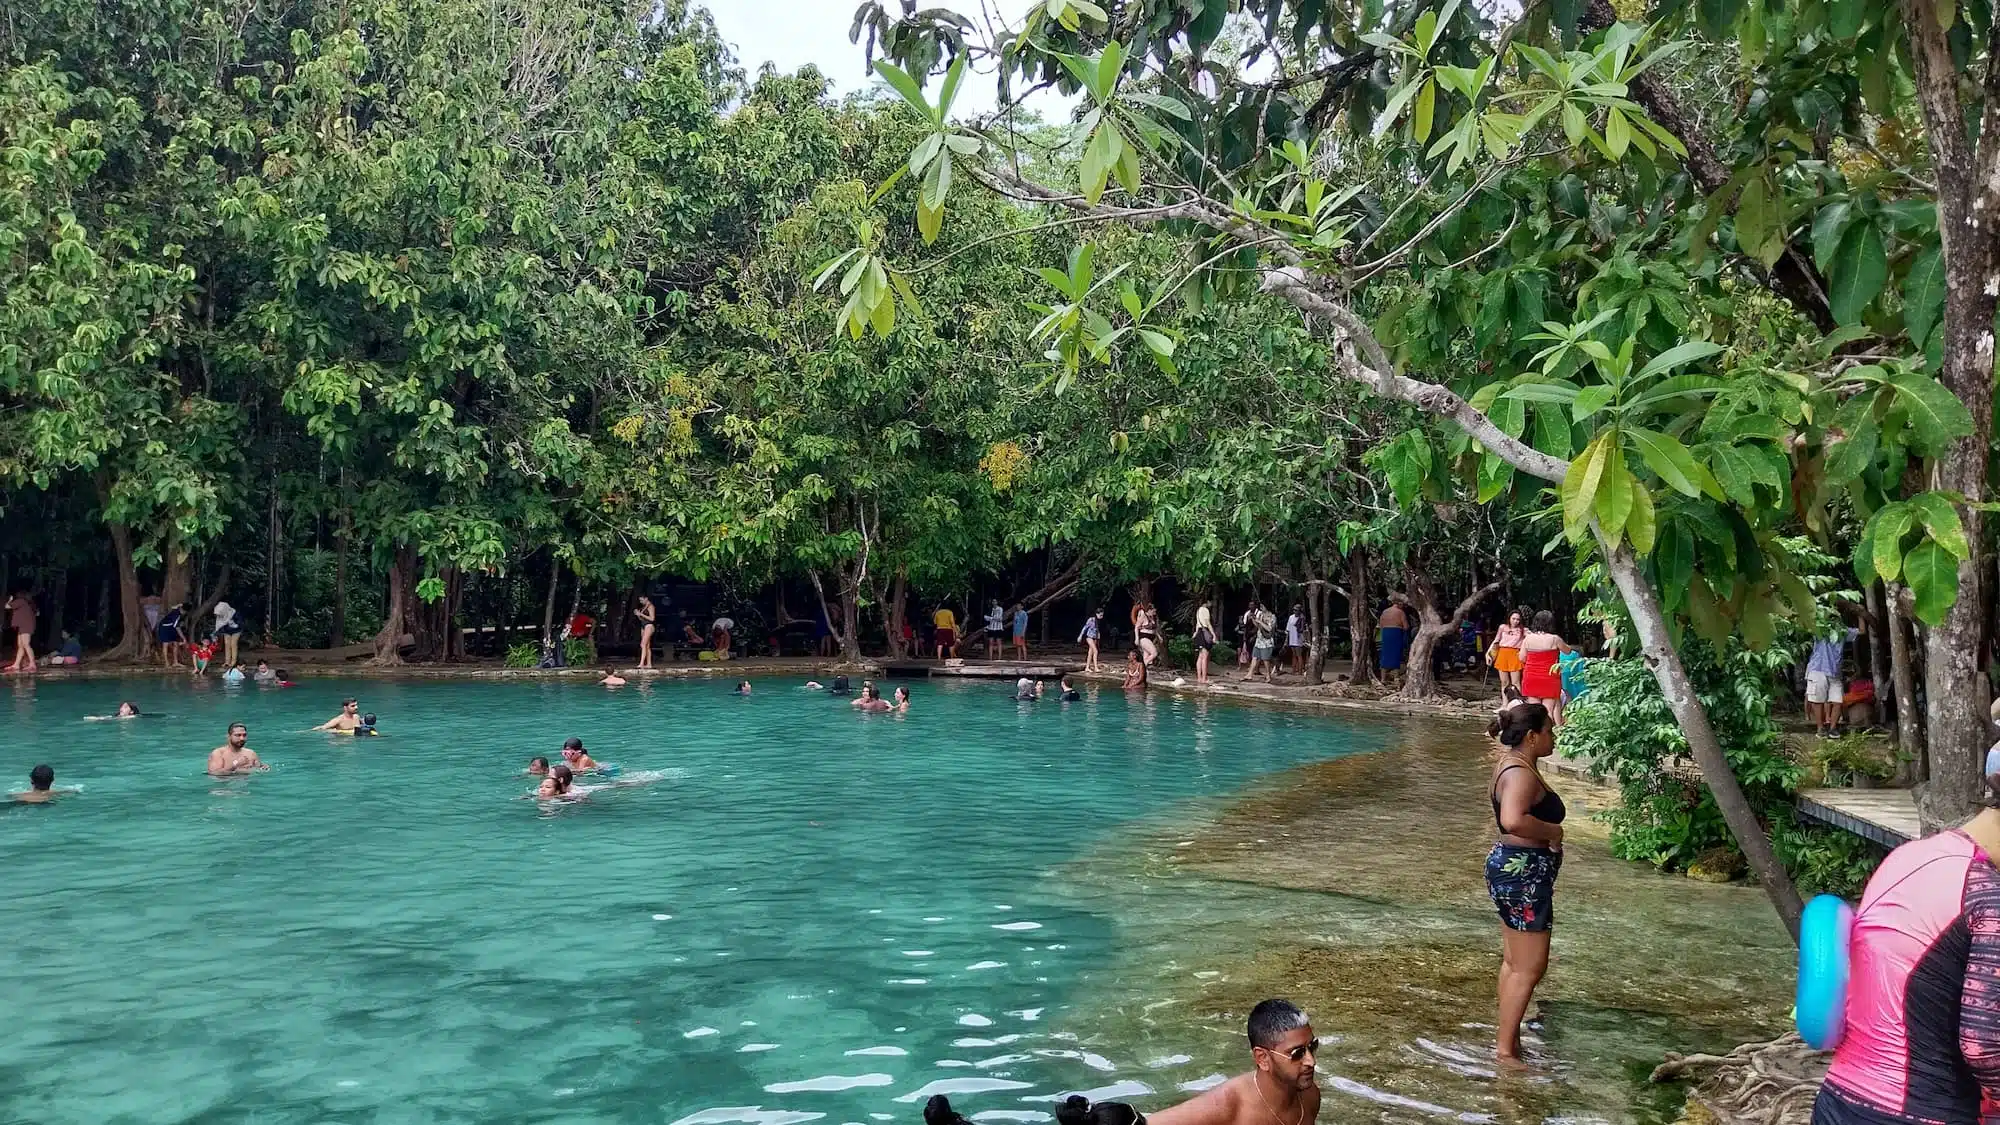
[
  {"x1": 29, "y1": 764, "x2": 54, "y2": 792},
  {"x1": 528, "y1": 756, "x2": 549, "y2": 775},
  {"x1": 562, "y1": 737, "x2": 585, "y2": 754},
  {"x1": 894, "y1": 686, "x2": 910, "y2": 703},
  {"x1": 735, "y1": 681, "x2": 751, "y2": 694},
  {"x1": 115, "y1": 701, "x2": 140, "y2": 717},
  {"x1": 548, "y1": 764, "x2": 574, "y2": 793},
  {"x1": 256, "y1": 660, "x2": 270, "y2": 671},
  {"x1": 1495, "y1": 702, "x2": 1554, "y2": 754},
  {"x1": 341, "y1": 698, "x2": 358, "y2": 714},
  {"x1": 360, "y1": 713, "x2": 377, "y2": 730},
  {"x1": 1017, "y1": 677, "x2": 1032, "y2": 692},
  {"x1": 1246, "y1": 998, "x2": 1317, "y2": 1087},
  {"x1": 830, "y1": 674, "x2": 850, "y2": 694},
  {"x1": 227, "y1": 721, "x2": 248, "y2": 747}
]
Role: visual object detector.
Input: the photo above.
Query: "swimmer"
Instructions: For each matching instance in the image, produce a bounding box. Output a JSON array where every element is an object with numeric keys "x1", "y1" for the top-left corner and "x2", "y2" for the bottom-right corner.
[
  {"x1": 272, "y1": 668, "x2": 295, "y2": 686},
  {"x1": 85, "y1": 701, "x2": 144, "y2": 721},
  {"x1": 734, "y1": 680, "x2": 752, "y2": 695},
  {"x1": 560, "y1": 737, "x2": 599, "y2": 771},
  {"x1": 314, "y1": 698, "x2": 361, "y2": 732},
  {"x1": 829, "y1": 674, "x2": 851, "y2": 696},
  {"x1": 893, "y1": 686, "x2": 911, "y2": 712},
  {"x1": 1140, "y1": 999, "x2": 1319, "y2": 1125},
  {"x1": 849, "y1": 679, "x2": 877, "y2": 707},
  {"x1": 858, "y1": 690, "x2": 893, "y2": 713},
  {"x1": 207, "y1": 722, "x2": 268, "y2": 776},
  {"x1": 601, "y1": 670, "x2": 627, "y2": 687},
  {"x1": 14, "y1": 763, "x2": 76, "y2": 803},
  {"x1": 253, "y1": 660, "x2": 277, "y2": 685},
  {"x1": 525, "y1": 756, "x2": 550, "y2": 776},
  {"x1": 1060, "y1": 676, "x2": 1081, "y2": 702},
  {"x1": 805, "y1": 680, "x2": 824, "y2": 690},
  {"x1": 534, "y1": 763, "x2": 576, "y2": 798},
  {"x1": 357, "y1": 713, "x2": 379, "y2": 736}
]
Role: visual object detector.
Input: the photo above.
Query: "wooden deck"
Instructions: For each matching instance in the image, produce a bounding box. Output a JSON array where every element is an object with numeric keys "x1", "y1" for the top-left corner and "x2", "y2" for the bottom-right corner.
[
  {"x1": 1796, "y1": 788, "x2": 1922, "y2": 847},
  {"x1": 880, "y1": 660, "x2": 1081, "y2": 679}
]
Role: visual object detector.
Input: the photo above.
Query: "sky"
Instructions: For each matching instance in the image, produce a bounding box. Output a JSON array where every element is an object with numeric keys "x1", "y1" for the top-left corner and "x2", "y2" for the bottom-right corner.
[{"x1": 703, "y1": 0, "x2": 1071, "y2": 120}]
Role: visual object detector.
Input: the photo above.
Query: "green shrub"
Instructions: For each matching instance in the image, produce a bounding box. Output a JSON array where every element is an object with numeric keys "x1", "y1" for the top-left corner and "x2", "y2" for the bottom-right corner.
[
  {"x1": 1769, "y1": 816, "x2": 1885, "y2": 899},
  {"x1": 565, "y1": 637, "x2": 593, "y2": 667},
  {"x1": 1164, "y1": 636, "x2": 1194, "y2": 669},
  {"x1": 1807, "y1": 733, "x2": 1898, "y2": 787},
  {"x1": 505, "y1": 642, "x2": 539, "y2": 668}
]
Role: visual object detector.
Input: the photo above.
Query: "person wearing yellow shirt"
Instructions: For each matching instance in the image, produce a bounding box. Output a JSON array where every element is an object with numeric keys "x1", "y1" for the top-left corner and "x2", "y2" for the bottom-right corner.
[{"x1": 932, "y1": 606, "x2": 958, "y2": 659}]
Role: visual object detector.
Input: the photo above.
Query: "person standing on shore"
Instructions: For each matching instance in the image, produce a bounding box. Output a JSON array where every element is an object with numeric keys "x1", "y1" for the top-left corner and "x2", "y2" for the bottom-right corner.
[
  {"x1": 1193, "y1": 601, "x2": 1216, "y2": 684},
  {"x1": 933, "y1": 604, "x2": 958, "y2": 660},
  {"x1": 1246, "y1": 603, "x2": 1277, "y2": 682},
  {"x1": 984, "y1": 601, "x2": 1005, "y2": 660},
  {"x1": 1077, "y1": 609, "x2": 1102, "y2": 672},
  {"x1": 1377, "y1": 597, "x2": 1409, "y2": 685},
  {"x1": 1518, "y1": 611, "x2": 1572, "y2": 724},
  {"x1": 1011, "y1": 603, "x2": 1030, "y2": 660},
  {"x1": 213, "y1": 599, "x2": 243, "y2": 670},
  {"x1": 1487, "y1": 702, "x2": 1564, "y2": 1061},
  {"x1": 634, "y1": 596, "x2": 656, "y2": 670},
  {"x1": 4, "y1": 589, "x2": 35, "y2": 674},
  {"x1": 1488, "y1": 610, "x2": 1526, "y2": 701},
  {"x1": 1285, "y1": 604, "x2": 1306, "y2": 675}
]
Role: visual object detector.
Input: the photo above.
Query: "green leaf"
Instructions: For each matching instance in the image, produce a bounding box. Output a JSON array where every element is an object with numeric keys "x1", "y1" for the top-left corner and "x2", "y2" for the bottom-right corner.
[
  {"x1": 910, "y1": 132, "x2": 943, "y2": 175},
  {"x1": 1909, "y1": 491, "x2": 1970, "y2": 559},
  {"x1": 1633, "y1": 340, "x2": 1725, "y2": 383},
  {"x1": 1889, "y1": 368, "x2": 1975, "y2": 454},
  {"x1": 1827, "y1": 220, "x2": 1888, "y2": 324},
  {"x1": 1625, "y1": 427, "x2": 1709, "y2": 497},
  {"x1": 1533, "y1": 405, "x2": 1573, "y2": 458},
  {"x1": 1828, "y1": 0, "x2": 1865, "y2": 38},
  {"x1": 1626, "y1": 482, "x2": 1657, "y2": 553},
  {"x1": 873, "y1": 61, "x2": 936, "y2": 123},
  {"x1": 1413, "y1": 79, "x2": 1437, "y2": 144},
  {"x1": 1904, "y1": 539, "x2": 1960, "y2": 626},
  {"x1": 938, "y1": 54, "x2": 967, "y2": 117},
  {"x1": 1822, "y1": 411, "x2": 1880, "y2": 480},
  {"x1": 1374, "y1": 78, "x2": 1425, "y2": 137},
  {"x1": 1654, "y1": 520, "x2": 1695, "y2": 607},
  {"x1": 1572, "y1": 384, "x2": 1614, "y2": 421},
  {"x1": 1561, "y1": 432, "x2": 1611, "y2": 539},
  {"x1": 1126, "y1": 92, "x2": 1192, "y2": 120},
  {"x1": 1708, "y1": 443, "x2": 1770, "y2": 507},
  {"x1": 1870, "y1": 503, "x2": 1914, "y2": 582},
  {"x1": 1603, "y1": 106, "x2": 1632, "y2": 158},
  {"x1": 1810, "y1": 200, "x2": 1854, "y2": 273},
  {"x1": 1852, "y1": 523, "x2": 1879, "y2": 586},
  {"x1": 1114, "y1": 136, "x2": 1142, "y2": 196},
  {"x1": 1902, "y1": 243, "x2": 1945, "y2": 348},
  {"x1": 1594, "y1": 451, "x2": 1635, "y2": 541},
  {"x1": 1500, "y1": 380, "x2": 1583, "y2": 405},
  {"x1": 1080, "y1": 123, "x2": 1119, "y2": 204}
]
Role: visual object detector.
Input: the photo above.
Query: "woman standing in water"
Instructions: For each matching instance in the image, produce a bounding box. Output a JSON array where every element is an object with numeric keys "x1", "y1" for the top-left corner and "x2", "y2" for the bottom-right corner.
[
  {"x1": 634, "y1": 596, "x2": 656, "y2": 670},
  {"x1": 1517, "y1": 611, "x2": 1572, "y2": 724},
  {"x1": 1487, "y1": 703, "x2": 1564, "y2": 1062}
]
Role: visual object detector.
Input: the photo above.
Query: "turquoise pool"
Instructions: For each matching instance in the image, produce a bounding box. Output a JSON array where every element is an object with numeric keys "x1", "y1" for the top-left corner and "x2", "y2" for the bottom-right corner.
[{"x1": 0, "y1": 676, "x2": 1403, "y2": 1123}]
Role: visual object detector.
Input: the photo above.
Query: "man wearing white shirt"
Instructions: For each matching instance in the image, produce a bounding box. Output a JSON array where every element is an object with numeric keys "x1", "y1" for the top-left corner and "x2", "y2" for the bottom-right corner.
[
  {"x1": 213, "y1": 599, "x2": 243, "y2": 670},
  {"x1": 1285, "y1": 605, "x2": 1306, "y2": 674}
]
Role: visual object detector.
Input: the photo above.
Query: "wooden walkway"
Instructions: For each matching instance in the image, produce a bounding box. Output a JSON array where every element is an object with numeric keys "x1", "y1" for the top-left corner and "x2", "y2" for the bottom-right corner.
[
  {"x1": 880, "y1": 660, "x2": 1081, "y2": 679},
  {"x1": 1796, "y1": 788, "x2": 1921, "y2": 847}
]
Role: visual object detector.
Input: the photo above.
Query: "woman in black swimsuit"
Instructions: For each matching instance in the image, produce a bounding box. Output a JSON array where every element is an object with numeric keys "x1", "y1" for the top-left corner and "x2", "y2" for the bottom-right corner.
[{"x1": 1487, "y1": 702, "x2": 1565, "y2": 1061}]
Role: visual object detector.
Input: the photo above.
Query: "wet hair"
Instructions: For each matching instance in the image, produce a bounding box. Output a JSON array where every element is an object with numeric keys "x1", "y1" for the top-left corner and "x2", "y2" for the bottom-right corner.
[
  {"x1": 562, "y1": 737, "x2": 584, "y2": 753},
  {"x1": 735, "y1": 681, "x2": 751, "y2": 693},
  {"x1": 1497, "y1": 703, "x2": 1552, "y2": 748},
  {"x1": 29, "y1": 764, "x2": 53, "y2": 791},
  {"x1": 831, "y1": 675, "x2": 850, "y2": 694},
  {"x1": 1531, "y1": 610, "x2": 1555, "y2": 633},
  {"x1": 117, "y1": 701, "x2": 140, "y2": 716},
  {"x1": 1054, "y1": 1096, "x2": 1144, "y2": 1125},
  {"x1": 274, "y1": 669, "x2": 291, "y2": 681},
  {"x1": 228, "y1": 721, "x2": 247, "y2": 735},
  {"x1": 1247, "y1": 998, "x2": 1309, "y2": 1049},
  {"x1": 342, "y1": 697, "x2": 358, "y2": 707},
  {"x1": 894, "y1": 686, "x2": 910, "y2": 702},
  {"x1": 550, "y1": 764, "x2": 574, "y2": 792},
  {"x1": 1128, "y1": 648, "x2": 1142, "y2": 660},
  {"x1": 529, "y1": 757, "x2": 549, "y2": 771},
  {"x1": 361, "y1": 713, "x2": 376, "y2": 726},
  {"x1": 926, "y1": 1095, "x2": 975, "y2": 1125}
]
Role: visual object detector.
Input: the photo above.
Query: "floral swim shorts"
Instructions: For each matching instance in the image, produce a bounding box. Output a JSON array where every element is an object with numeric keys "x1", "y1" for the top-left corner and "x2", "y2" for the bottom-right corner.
[{"x1": 1486, "y1": 844, "x2": 1561, "y2": 932}]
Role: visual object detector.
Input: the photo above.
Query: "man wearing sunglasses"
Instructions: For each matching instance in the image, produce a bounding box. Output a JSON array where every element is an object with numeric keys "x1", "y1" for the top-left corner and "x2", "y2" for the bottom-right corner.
[{"x1": 1147, "y1": 999, "x2": 1320, "y2": 1125}]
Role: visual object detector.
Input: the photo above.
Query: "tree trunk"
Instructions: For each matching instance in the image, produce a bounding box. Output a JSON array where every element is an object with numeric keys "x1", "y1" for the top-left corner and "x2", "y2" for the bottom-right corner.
[
  {"x1": 887, "y1": 568, "x2": 909, "y2": 659},
  {"x1": 1400, "y1": 573, "x2": 1504, "y2": 700},
  {"x1": 1889, "y1": 584, "x2": 1926, "y2": 784},
  {"x1": 190, "y1": 561, "x2": 234, "y2": 636},
  {"x1": 1602, "y1": 537, "x2": 1804, "y2": 939},
  {"x1": 540, "y1": 555, "x2": 560, "y2": 647},
  {"x1": 1901, "y1": 0, "x2": 1999, "y2": 828},
  {"x1": 330, "y1": 503, "x2": 348, "y2": 648},
  {"x1": 162, "y1": 540, "x2": 190, "y2": 609},
  {"x1": 263, "y1": 484, "x2": 281, "y2": 644},
  {"x1": 372, "y1": 548, "x2": 415, "y2": 665},
  {"x1": 1346, "y1": 550, "x2": 1374, "y2": 684},
  {"x1": 104, "y1": 521, "x2": 149, "y2": 661},
  {"x1": 1304, "y1": 561, "x2": 1328, "y2": 686}
]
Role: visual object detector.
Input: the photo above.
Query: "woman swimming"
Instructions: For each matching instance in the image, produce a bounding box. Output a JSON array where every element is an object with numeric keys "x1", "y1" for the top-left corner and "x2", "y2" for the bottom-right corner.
[
  {"x1": 560, "y1": 738, "x2": 599, "y2": 771},
  {"x1": 734, "y1": 680, "x2": 752, "y2": 695},
  {"x1": 534, "y1": 764, "x2": 576, "y2": 798},
  {"x1": 85, "y1": 702, "x2": 145, "y2": 721},
  {"x1": 893, "y1": 686, "x2": 911, "y2": 712},
  {"x1": 856, "y1": 684, "x2": 893, "y2": 713}
]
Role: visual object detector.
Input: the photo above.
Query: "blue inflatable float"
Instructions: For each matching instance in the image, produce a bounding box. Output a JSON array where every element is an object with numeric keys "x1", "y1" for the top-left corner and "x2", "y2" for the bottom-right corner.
[{"x1": 1796, "y1": 893, "x2": 1855, "y2": 1050}]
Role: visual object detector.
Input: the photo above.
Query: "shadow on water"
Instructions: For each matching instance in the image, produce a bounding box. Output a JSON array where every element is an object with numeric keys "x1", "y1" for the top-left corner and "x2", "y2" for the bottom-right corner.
[{"x1": 1036, "y1": 710, "x2": 1792, "y2": 1125}]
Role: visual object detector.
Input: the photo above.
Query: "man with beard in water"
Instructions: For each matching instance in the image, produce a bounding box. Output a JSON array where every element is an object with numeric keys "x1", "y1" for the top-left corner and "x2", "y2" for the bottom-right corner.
[{"x1": 924, "y1": 1000, "x2": 1318, "y2": 1125}]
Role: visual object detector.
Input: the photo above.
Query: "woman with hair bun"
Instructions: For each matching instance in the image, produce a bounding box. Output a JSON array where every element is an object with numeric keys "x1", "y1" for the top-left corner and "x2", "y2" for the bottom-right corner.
[{"x1": 1487, "y1": 702, "x2": 1565, "y2": 1061}]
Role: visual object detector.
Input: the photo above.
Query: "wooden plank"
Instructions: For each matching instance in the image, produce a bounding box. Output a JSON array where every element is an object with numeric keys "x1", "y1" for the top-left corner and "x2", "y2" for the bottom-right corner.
[{"x1": 1796, "y1": 788, "x2": 1920, "y2": 848}]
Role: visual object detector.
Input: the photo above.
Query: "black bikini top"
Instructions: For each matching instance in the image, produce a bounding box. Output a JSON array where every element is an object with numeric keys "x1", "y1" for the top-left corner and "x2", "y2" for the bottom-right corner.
[{"x1": 1492, "y1": 762, "x2": 1566, "y2": 832}]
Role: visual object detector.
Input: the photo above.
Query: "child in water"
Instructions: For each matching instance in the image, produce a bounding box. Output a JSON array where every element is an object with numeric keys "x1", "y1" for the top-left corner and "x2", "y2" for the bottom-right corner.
[{"x1": 357, "y1": 713, "x2": 378, "y2": 736}]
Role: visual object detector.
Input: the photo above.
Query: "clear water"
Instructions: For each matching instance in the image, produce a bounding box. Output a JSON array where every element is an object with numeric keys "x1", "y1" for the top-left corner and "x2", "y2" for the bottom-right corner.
[{"x1": 0, "y1": 676, "x2": 1790, "y2": 1125}]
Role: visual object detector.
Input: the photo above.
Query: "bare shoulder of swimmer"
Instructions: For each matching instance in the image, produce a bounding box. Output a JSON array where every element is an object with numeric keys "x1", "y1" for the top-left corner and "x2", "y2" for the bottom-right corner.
[{"x1": 1147, "y1": 1074, "x2": 1249, "y2": 1125}]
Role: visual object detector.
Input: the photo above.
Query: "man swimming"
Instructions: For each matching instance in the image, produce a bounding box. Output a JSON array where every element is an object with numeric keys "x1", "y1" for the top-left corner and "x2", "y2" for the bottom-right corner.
[
  {"x1": 15, "y1": 764, "x2": 70, "y2": 803},
  {"x1": 525, "y1": 756, "x2": 550, "y2": 776},
  {"x1": 207, "y1": 722, "x2": 269, "y2": 776},
  {"x1": 1060, "y1": 676, "x2": 1081, "y2": 702},
  {"x1": 1145, "y1": 1000, "x2": 1320, "y2": 1125},
  {"x1": 560, "y1": 738, "x2": 599, "y2": 771},
  {"x1": 315, "y1": 698, "x2": 362, "y2": 732},
  {"x1": 601, "y1": 670, "x2": 627, "y2": 687},
  {"x1": 849, "y1": 680, "x2": 877, "y2": 707}
]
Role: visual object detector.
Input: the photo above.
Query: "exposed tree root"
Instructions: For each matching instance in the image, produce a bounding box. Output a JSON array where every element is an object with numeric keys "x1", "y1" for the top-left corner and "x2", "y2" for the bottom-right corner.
[{"x1": 1653, "y1": 1033, "x2": 1828, "y2": 1125}]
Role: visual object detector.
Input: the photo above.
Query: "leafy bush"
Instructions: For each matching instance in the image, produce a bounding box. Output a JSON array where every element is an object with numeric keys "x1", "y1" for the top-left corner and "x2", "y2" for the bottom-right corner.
[
  {"x1": 1164, "y1": 636, "x2": 1194, "y2": 669},
  {"x1": 1769, "y1": 816, "x2": 1886, "y2": 899},
  {"x1": 1807, "y1": 733, "x2": 1898, "y2": 787},
  {"x1": 565, "y1": 637, "x2": 593, "y2": 667},
  {"x1": 505, "y1": 642, "x2": 539, "y2": 669}
]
